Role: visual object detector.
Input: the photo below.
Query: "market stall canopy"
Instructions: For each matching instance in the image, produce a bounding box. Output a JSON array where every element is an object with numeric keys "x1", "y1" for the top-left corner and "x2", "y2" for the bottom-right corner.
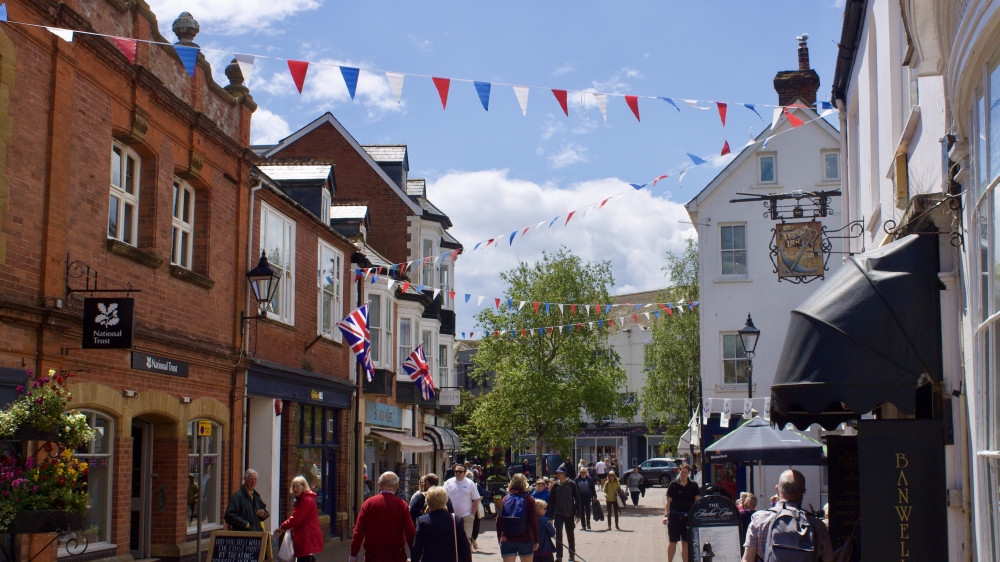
[
  {"x1": 705, "y1": 416, "x2": 824, "y2": 465},
  {"x1": 771, "y1": 234, "x2": 942, "y2": 430},
  {"x1": 370, "y1": 429, "x2": 434, "y2": 454}
]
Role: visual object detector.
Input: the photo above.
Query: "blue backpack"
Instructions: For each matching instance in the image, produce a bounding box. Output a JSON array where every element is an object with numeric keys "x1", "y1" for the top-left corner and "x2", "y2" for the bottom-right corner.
[{"x1": 499, "y1": 493, "x2": 528, "y2": 536}]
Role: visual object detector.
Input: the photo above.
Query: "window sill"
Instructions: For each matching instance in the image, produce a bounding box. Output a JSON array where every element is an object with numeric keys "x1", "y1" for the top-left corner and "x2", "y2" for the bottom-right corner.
[
  {"x1": 107, "y1": 238, "x2": 163, "y2": 268},
  {"x1": 170, "y1": 265, "x2": 215, "y2": 289},
  {"x1": 186, "y1": 522, "x2": 224, "y2": 538},
  {"x1": 58, "y1": 541, "x2": 116, "y2": 559},
  {"x1": 316, "y1": 332, "x2": 346, "y2": 348},
  {"x1": 262, "y1": 313, "x2": 297, "y2": 331},
  {"x1": 714, "y1": 384, "x2": 750, "y2": 393},
  {"x1": 713, "y1": 275, "x2": 753, "y2": 283}
]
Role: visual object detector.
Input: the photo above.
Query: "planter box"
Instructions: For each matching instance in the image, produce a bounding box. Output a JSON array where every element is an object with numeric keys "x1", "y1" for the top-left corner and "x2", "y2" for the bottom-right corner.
[{"x1": 10, "y1": 510, "x2": 88, "y2": 534}]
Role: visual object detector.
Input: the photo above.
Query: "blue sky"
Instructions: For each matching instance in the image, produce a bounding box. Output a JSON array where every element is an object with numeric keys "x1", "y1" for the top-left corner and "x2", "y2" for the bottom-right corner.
[{"x1": 146, "y1": 0, "x2": 847, "y2": 335}]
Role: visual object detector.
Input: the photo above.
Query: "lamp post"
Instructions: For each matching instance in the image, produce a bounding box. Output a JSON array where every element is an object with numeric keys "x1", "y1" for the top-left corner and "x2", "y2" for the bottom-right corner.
[
  {"x1": 241, "y1": 251, "x2": 282, "y2": 333},
  {"x1": 737, "y1": 313, "x2": 760, "y2": 495}
]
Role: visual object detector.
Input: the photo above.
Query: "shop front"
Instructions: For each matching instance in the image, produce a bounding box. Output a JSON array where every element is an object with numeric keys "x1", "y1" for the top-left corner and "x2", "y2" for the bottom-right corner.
[{"x1": 363, "y1": 401, "x2": 433, "y2": 498}]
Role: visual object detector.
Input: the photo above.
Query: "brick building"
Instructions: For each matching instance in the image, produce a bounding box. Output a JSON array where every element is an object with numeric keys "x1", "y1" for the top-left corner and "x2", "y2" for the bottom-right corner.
[{"x1": 0, "y1": 2, "x2": 257, "y2": 562}]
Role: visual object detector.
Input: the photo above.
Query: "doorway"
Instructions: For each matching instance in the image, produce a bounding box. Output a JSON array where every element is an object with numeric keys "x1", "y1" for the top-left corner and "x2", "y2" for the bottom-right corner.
[{"x1": 130, "y1": 421, "x2": 152, "y2": 559}]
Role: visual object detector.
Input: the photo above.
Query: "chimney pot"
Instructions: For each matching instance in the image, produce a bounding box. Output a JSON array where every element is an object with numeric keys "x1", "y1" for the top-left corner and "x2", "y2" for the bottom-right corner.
[{"x1": 796, "y1": 33, "x2": 810, "y2": 71}]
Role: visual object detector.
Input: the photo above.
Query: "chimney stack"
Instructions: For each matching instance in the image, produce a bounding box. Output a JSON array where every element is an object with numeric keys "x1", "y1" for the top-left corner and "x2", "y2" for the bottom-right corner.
[{"x1": 774, "y1": 34, "x2": 820, "y2": 107}]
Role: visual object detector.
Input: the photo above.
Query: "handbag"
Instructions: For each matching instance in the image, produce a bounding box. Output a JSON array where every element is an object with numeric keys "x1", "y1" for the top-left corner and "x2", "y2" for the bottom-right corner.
[
  {"x1": 592, "y1": 497, "x2": 604, "y2": 521},
  {"x1": 277, "y1": 530, "x2": 295, "y2": 562},
  {"x1": 476, "y1": 498, "x2": 485, "y2": 519},
  {"x1": 452, "y1": 514, "x2": 459, "y2": 561},
  {"x1": 617, "y1": 488, "x2": 627, "y2": 509}
]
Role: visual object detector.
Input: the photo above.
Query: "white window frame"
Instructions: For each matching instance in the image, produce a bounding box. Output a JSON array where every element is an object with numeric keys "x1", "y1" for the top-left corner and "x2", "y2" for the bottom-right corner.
[
  {"x1": 720, "y1": 223, "x2": 748, "y2": 276},
  {"x1": 398, "y1": 316, "x2": 413, "y2": 371},
  {"x1": 758, "y1": 153, "x2": 777, "y2": 184},
  {"x1": 171, "y1": 179, "x2": 196, "y2": 269},
  {"x1": 186, "y1": 419, "x2": 223, "y2": 532},
  {"x1": 318, "y1": 241, "x2": 344, "y2": 342},
  {"x1": 321, "y1": 188, "x2": 331, "y2": 224},
  {"x1": 438, "y1": 343, "x2": 449, "y2": 387},
  {"x1": 422, "y1": 238, "x2": 436, "y2": 287},
  {"x1": 721, "y1": 333, "x2": 749, "y2": 386},
  {"x1": 109, "y1": 141, "x2": 140, "y2": 246},
  {"x1": 369, "y1": 293, "x2": 383, "y2": 364},
  {"x1": 260, "y1": 202, "x2": 296, "y2": 325},
  {"x1": 422, "y1": 329, "x2": 436, "y2": 384},
  {"x1": 822, "y1": 150, "x2": 841, "y2": 182},
  {"x1": 440, "y1": 264, "x2": 452, "y2": 308},
  {"x1": 60, "y1": 410, "x2": 114, "y2": 556}
]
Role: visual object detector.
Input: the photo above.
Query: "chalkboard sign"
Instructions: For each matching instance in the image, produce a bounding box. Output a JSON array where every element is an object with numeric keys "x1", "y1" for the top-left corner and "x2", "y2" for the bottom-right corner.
[
  {"x1": 688, "y1": 495, "x2": 741, "y2": 562},
  {"x1": 209, "y1": 531, "x2": 271, "y2": 562}
]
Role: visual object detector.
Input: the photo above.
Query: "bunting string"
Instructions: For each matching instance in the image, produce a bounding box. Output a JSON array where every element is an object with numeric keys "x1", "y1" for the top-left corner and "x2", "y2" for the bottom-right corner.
[{"x1": 0, "y1": 6, "x2": 837, "y2": 124}]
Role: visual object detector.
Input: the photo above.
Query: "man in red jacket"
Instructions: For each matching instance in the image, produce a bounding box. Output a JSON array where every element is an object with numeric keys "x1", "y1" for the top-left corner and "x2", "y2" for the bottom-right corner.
[{"x1": 350, "y1": 472, "x2": 415, "y2": 562}]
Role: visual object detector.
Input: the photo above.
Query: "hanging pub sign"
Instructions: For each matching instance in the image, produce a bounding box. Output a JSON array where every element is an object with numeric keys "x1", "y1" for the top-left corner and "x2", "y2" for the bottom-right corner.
[
  {"x1": 775, "y1": 221, "x2": 824, "y2": 279},
  {"x1": 82, "y1": 298, "x2": 134, "y2": 349}
]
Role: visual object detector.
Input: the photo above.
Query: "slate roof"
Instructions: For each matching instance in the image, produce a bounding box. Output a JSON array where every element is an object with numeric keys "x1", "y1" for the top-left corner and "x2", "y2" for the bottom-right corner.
[
  {"x1": 406, "y1": 179, "x2": 425, "y2": 197},
  {"x1": 257, "y1": 165, "x2": 332, "y2": 181},
  {"x1": 362, "y1": 145, "x2": 407, "y2": 163},
  {"x1": 329, "y1": 205, "x2": 368, "y2": 219}
]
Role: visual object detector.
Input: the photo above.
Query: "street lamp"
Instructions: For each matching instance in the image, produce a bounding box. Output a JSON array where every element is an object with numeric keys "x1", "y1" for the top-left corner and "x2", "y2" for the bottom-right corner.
[
  {"x1": 737, "y1": 313, "x2": 760, "y2": 401},
  {"x1": 241, "y1": 251, "x2": 282, "y2": 333}
]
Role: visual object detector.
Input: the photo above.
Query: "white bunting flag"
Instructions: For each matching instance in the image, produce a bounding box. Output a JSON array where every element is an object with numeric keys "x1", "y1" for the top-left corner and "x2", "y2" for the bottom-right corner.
[
  {"x1": 771, "y1": 106, "x2": 783, "y2": 132},
  {"x1": 683, "y1": 99, "x2": 709, "y2": 110},
  {"x1": 386, "y1": 72, "x2": 405, "y2": 103},
  {"x1": 513, "y1": 86, "x2": 530, "y2": 116},
  {"x1": 585, "y1": 305, "x2": 591, "y2": 315},
  {"x1": 558, "y1": 304, "x2": 564, "y2": 314},
  {"x1": 619, "y1": 316, "x2": 625, "y2": 325},
  {"x1": 764, "y1": 398, "x2": 772, "y2": 421},
  {"x1": 593, "y1": 93, "x2": 608, "y2": 122},
  {"x1": 720, "y1": 399, "x2": 732, "y2": 428},
  {"x1": 678, "y1": 168, "x2": 688, "y2": 186},
  {"x1": 743, "y1": 398, "x2": 753, "y2": 419},
  {"x1": 644, "y1": 312, "x2": 651, "y2": 320},
  {"x1": 387, "y1": 280, "x2": 396, "y2": 292},
  {"x1": 518, "y1": 301, "x2": 527, "y2": 311},
  {"x1": 46, "y1": 27, "x2": 74, "y2": 41},
  {"x1": 703, "y1": 398, "x2": 712, "y2": 425},
  {"x1": 235, "y1": 54, "x2": 255, "y2": 83},
  {"x1": 433, "y1": 289, "x2": 441, "y2": 299},
  {"x1": 477, "y1": 296, "x2": 485, "y2": 306},
  {"x1": 588, "y1": 322, "x2": 594, "y2": 330}
]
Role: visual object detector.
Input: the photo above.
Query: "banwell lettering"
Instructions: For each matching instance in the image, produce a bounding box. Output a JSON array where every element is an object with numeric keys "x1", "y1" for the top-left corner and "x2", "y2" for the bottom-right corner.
[{"x1": 896, "y1": 452, "x2": 910, "y2": 559}]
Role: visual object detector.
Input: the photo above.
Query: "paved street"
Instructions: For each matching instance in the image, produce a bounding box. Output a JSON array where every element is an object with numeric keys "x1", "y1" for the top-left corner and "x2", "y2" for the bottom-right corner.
[{"x1": 320, "y1": 487, "x2": 686, "y2": 562}]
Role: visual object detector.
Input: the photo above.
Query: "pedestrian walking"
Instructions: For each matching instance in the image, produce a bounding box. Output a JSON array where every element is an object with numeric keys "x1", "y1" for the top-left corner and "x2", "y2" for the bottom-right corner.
[
  {"x1": 595, "y1": 458, "x2": 607, "y2": 485},
  {"x1": 497, "y1": 473, "x2": 539, "y2": 562},
  {"x1": 411, "y1": 486, "x2": 472, "y2": 562},
  {"x1": 624, "y1": 466, "x2": 644, "y2": 507},
  {"x1": 224, "y1": 468, "x2": 270, "y2": 531},
  {"x1": 663, "y1": 463, "x2": 700, "y2": 562},
  {"x1": 273, "y1": 476, "x2": 323, "y2": 562},
  {"x1": 574, "y1": 466, "x2": 596, "y2": 530},
  {"x1": 350, "y1": 472, "x2": 415, "y2": 562},
  {"x1": 444, "y1": 463, "x2": 482, "y2": 551},
  {"x1": 742, "y1": 470, "x2": 834, "y2": 562},
  {"x1": 603, "y1": 471, "x2": 622, "y2": 531},
  {"x1": 533, "y1": 499, "x2": 556, "y2": 562},
  {"x1": 410, "y1": 473, "x2": 453, "y2": 527},
  {"x1": 549, "y1": 466, "x2": 582, "y2": 561}
]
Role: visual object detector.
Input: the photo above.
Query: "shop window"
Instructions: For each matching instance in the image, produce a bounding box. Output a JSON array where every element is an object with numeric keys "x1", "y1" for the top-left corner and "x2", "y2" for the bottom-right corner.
[
  {"x1": 109, "y1": 142, "x2": 140, "y2": 245},
  {"x1": 722, "y1": 333, "x2": 749, "y2": 385},
  {"x1": 61, "y1": 411, "x2": 113, "y2": 554},
  {"x1": 261, "y1": 203, "x2": 296, "y2": 324},
  {"x1": 318, "y1": 241, "x2": 344, "y2": 341},
  {"x1": 171, "y1": 179, "x2": 196, "y2": 269},
  {"x1": 297, "y1": 406, "x2": 338, "y2": 517},
  {"x1": 187, "y1": 420, "x2": 222, "y2": 530}
]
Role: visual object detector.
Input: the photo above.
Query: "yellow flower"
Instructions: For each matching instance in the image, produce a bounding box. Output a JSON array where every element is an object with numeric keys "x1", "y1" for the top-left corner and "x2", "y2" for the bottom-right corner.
[
  {"x1": 62, "y1": 449, "x2": 72, "y2": 460},
  {"x1": 57, "y1": 468, "x2": 64, "y2": 476},
  {"x1": 48, "y1": 369, "x2": 56, "y2": 376},
  {"x1": 67, "y1": 469, "x2": 76, "y2": 477}
]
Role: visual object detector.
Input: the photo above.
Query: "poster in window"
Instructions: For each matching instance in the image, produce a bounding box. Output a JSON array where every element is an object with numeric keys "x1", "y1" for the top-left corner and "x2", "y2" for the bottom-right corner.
[{"x1": 775, "y1": 221, "x2": 824, "y2": 279}]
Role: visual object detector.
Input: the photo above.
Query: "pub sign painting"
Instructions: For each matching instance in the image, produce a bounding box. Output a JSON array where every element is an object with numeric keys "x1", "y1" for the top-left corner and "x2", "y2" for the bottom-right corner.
[
  {"x1": 775, "y1": 221, "x2": 824, "y2": 279},
  {"x1": 82, "y1": 298, "x2": 134, "y2": 349}
]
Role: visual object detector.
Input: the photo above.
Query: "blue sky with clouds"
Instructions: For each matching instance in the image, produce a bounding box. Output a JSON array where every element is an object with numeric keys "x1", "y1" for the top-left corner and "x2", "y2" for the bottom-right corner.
[{"x1": 146, "y1": 0, "x2": 847, "y2": 334}]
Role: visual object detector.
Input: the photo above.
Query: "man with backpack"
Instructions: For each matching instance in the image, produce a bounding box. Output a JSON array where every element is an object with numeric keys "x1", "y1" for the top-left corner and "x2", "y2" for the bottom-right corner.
[
  {"x1": 741, "y1": 470, "x2": 834, "y2": 562},
  {"x1": 549, "y1": 465, "x2": 583, "y2": 562}
]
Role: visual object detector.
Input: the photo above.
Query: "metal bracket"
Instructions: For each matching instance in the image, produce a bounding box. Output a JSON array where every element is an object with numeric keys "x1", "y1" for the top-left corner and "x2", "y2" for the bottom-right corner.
[{"x1": 65, "y1": 254, "x2": 140, "y2": 300}]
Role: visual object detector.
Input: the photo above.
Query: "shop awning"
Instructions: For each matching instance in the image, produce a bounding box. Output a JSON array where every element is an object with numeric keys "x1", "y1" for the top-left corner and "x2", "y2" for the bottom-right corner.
[
  {"x1": 424, "y1": 425, "x2": 463, "y2": 452},
  {"x1": 771, "y1": 234, "x2": 942, "y2": 430},
  {"x1": 370, "y1": 429, "x2": 434, "y2": 454}
]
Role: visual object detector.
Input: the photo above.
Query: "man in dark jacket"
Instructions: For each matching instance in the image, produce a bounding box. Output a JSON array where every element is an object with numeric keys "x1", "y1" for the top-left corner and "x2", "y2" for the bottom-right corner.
[
  {"x1": 224, "y1": 468, "x2": 269, "y2": 531},
  {"x1": 549, "y1": 466, "x2": 582, "y2": 562},
  {"x1": 574, "y1": 466, "x2": 596, "y2": 530}
]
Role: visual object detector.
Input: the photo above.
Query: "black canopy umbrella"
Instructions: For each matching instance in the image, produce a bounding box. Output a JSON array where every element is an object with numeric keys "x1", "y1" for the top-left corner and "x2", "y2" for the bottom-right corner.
[
  {"x1": 705, "y1": 416, "x2": 824, "y2": 465},
  {"x1": 771, "y1": 234, "x2": 942, "y2": 430}
]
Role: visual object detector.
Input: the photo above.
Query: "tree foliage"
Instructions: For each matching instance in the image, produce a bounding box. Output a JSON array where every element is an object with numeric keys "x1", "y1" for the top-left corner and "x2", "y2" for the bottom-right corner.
[
  {"x1": 470, "y1": 248, "x2": 630, "y2": 475},
  {"x1": 639, "y1": 238, "x2": 700, "y2": 454}
]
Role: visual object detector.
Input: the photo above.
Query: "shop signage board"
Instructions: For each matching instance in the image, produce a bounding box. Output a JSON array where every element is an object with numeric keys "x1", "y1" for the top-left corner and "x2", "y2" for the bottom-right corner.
[
  {"x1": 687, "y1": 494, "x2": 741, "y2": 562},
  {"x1": 438, "y1": 388, "x2": 461, "y2": 406},
  {"x1": 365, "y1": 400, "x2": 402, "y2": 429},
  {"x1": 775, "y1": 221, "x2": 824, "y2": 279},
  {"x1": 82, "y1": 298, "x2": 134, "y2": 349},
  {"x1": 131, "y1": 352, "x2": 188, "y2": 377},
  {"x1": 209, "y1": 531, "x2": 271, "y2": 562}
]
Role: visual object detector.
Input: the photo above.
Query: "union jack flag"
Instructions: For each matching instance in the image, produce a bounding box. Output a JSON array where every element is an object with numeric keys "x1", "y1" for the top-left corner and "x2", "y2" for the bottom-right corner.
[
  {"x1": 401, "y1": 345, "x2": 435, "y2": 401},
  {"x1": 337, "y1": 302, "x2": 374, "y2": 382}
]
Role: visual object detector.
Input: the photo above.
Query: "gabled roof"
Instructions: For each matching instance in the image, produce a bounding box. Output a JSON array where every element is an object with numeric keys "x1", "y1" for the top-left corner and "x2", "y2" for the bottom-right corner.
[
  {"x1": 258, "y1": 113, "x2": 423, "y2": 215},
  {"x1": 686, "y1": 101, "x2": 840, "y2": 211},
  {"x1": 441, "y1": 229, "x2": 463, "y2": 250}
]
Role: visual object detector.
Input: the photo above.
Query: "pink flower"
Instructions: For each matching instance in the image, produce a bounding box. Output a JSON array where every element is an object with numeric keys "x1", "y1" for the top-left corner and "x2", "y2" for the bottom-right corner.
[{"x1": 15, "y1": 385, "x2": 23, "y2": 394}]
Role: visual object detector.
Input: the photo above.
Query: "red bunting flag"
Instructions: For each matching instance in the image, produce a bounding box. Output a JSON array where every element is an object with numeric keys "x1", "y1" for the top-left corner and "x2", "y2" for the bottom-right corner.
[
  {"x1": 432, "y1": 77, "x2": 451, "y2": 109},
  {"x1": 633, "y1": 314, "x2": 639, "y2": 323},
  {"x1": 565, "y1": 211, "x2": 575, "y2": 226},
  {"x1": 486, "y1": 238, "x2": 494, "y2": 247},
  {"x1": 721, "y1": 140, "x2": 731, "y2": 156},
  {"x1": 288, "y1": 60, "x2": 309, "y2": 93},
  {"x1": 552, "y1": 89, "x2": 568, "y2": 116},
  {"x1": 113, "y1": 38, "x2": 137, "y2": 64},
  {"x1": 400, "y1": 282, "x2": 410, "y2": 292},
  {"x1": 449, "y1": 291, "x2": 456, "y2": 301},
  {"x1": 609, "y1": 319, "x2": 615, "y2": 327},
  {"x1": 521, "y1": 329, "x2": 527, "y2": 337},
  {"x1": 522, "y1": 226, "x2": 530, "y2": 237},
  {"x1": 653, "y1": 175, "x2": 668, "y2": 187},
  {"x1": 451, "y1": 249, "x2": 461, "y2": 262},
  {"x1": 495, "y1": 298, "x2": 501, "y2": 309},
  {"x1": 599, "y1": 198, "x2": 610, "y2": 209},
  {"x1": 625, "y1": 95, "x2": 640, "y2": 122},
  {"x1": 494, "y1": 331, "x2": 500, "y2": 339},
  {"x1": 548, "y1": 327, "x2": 553, "y2": 334},
  {"x1": 533, "y1": 302, "x2": 539, "y2": 313},
  {"x1": 784, "y1": 107, "x2": 804, "y2": 127},
  {"x1": 594, "y1": 305, "x2": 601, "y2": 314},
  {"x1": 570, "y1": 304, "x2": 577, "y2": 314},
  {"x1": 716, "y1": 102, "x2": 727, "y2": 126}
]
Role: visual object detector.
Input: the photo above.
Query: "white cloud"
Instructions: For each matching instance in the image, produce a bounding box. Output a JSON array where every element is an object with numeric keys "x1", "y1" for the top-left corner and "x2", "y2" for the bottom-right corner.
[
  {"x1": 250, "y1": 108, "x2": 292, "y2": 144},
  {"x1": 144, "y1": 0, "x2": 322, "y2": 35},
  {"x1": 428, "y1": 170, "x2": 696, "y2": 333},
  {"x1": 552, "y1": 63, "x2": 574, "y2": 76},
  {"x1": 548, "y1": 144, "x2": 588, "y2": 168},
  {"x1": 253, "y1": 59, "x2": 406, "y2": 118}
]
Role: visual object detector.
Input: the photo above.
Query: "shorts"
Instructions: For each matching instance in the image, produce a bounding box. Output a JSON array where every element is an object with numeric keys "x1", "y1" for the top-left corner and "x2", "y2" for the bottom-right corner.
[
  {"x1": 534, "y1": 553, "x2": 555, "y2": 562},
  {"x1": 499, "y1": 541, "x2": 535, "y2": 556},
  {"x1": 667, "y1": 512, "x2": 690, "y2": 543}
]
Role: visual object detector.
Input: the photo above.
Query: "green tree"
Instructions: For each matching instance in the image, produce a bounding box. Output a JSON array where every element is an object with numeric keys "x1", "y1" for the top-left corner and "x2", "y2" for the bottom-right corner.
[
  {"x1": 450, "y1": 390, "x2": 494, "y2": 463},
  {"x1": 640, "y1": 238, "x2": 700, "y2": 454},
  {"x1": 470, "y1": 248, "x2": 630, "y2": 476}
]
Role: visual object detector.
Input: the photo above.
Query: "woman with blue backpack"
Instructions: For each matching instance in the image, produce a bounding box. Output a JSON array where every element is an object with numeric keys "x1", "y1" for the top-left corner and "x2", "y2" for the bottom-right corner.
[{"x1": 497, "y1": 473, "x2": 539, "y2": 561}]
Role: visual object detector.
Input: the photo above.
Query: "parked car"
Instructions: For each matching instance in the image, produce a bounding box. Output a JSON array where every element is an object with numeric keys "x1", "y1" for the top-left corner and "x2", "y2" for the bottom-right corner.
[
  {"x1": 636, "y1": 458, "x2": 680, "y2": 487},
  {"x1": 506, "y1": 453, "x2": 567, "y2": 480}
]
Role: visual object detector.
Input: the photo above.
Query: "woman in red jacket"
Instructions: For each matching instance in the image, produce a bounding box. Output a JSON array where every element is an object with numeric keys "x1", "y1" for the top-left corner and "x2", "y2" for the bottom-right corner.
[{"x1": 275, "y1": 476, "x2": 324, "y2": 562}]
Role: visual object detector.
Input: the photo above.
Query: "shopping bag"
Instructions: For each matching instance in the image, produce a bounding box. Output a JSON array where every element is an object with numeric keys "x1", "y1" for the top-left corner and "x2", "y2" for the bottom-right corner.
[
  {"x1": 616, "y1": 488, "x2": 627, "y2": 508},
  {"x1": 592, "y1": 498, "x2": 604, "y2": 521},
  {"x1": 277, "y1": 531, "x2": 295, "y2": 562}
]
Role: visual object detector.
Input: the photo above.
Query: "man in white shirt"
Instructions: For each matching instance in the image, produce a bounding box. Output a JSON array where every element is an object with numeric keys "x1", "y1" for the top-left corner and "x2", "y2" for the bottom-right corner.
[
  {"x1": 443, "y1": 465, "x2": 481, "y2": 547},
  {"x1": 595, "y1": 458, "x2": 607, "y2": 484}
]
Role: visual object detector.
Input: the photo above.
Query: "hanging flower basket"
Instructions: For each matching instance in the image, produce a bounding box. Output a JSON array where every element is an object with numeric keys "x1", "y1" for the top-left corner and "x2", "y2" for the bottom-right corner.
[
  {"x1": 9, "y1": 427, "x2": 59, "y2": 443},
  {"x1": 10, "y1": 510, "x2": 89, "y2": 534}
]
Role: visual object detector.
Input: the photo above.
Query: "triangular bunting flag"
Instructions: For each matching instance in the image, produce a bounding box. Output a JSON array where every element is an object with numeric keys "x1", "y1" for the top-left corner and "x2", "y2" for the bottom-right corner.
[
  {"x1": 683, "y1": 99, "x2": 708, "y2": 109},
  {"x1": 235, "y1": 54, "x2": 255, "y2": 83},
  {"x1": 585, "y1": 305, "x2": 591, "y2": 314},
  {"x1": 432, "y1": 289, "x2": 441, "y2": 299},
  {"x1": 784, "y1": 107, "x2": 804, "y2": 127},
  {"x1": 518, "y1": 301, "x2": 527, "y2": 311},
  {"x1": 495, "y1": 298, "x2": 501, "y2": 309},
  {"x1": 387, "y1": 280, "x2": 396, "y2": 292},
  {"x1": 630, "y1": 183, "x2": 645, "y2": 190},
  {"x1": 340, "y1": 66, "x2": 360, "y2": 100},
  {"x1": 593, "y1": 93, "x2": 608, "y2": 121},
  {"x1": 716, "y1": 102, "x2": 727, "y2": 126},
  {"x1": 552, "y1": 89, "x2": 568, "y2": 116},
  {"x1": 474, "y1": 81, "x2": 491, "y2": 111},
  {"x1": 625, "y1": 95, "x2": 640, "y2": 122},
  {"x1": 401, "y1": 282, "x2": 410, "y2": 292},
  {"x1": 546, "y1": 303, "x2": 551, "y2": 314},
  {"x1": 432, "y1": 77, "x2": 451, "y2": 109},
  {"x1": 386, "y1": 72, "x2": 404, "y2": 103},
  {"x1": 565, "y1": 211, "x2": 575, "y2": 226},
  {"x1": 510, "y1": 231, "x2": 517, "y2": 245},
  {"x1": 0, "y1": 4, "x2": 6, "y2": 22},
  {"x1": 513, "y1": 86, "x2": 530, "y2": 116},
  {"x1": 721, "y1": 140, "x2": 731, "y2": 156},
  {"x1": 449, "y1": 291, "x2": 456, "y2": 301},
  {"x1": 477, "y1": 296, "x2": 484, "y2": 306},
  {"x1": 46, "y1": 27, "x2": 74, "y2": 41},
  {"x1": 464, "y1": 294, "x2": 471, "y2": 303},
  {"x1": 175, "y1": 45, "x2": 199, "y2": 77},
  {"x1": 687, "y1": 153, "x2": 707, "y2": 166},
  {"x1": 288, "y1": 60, "x2": 309, "y2": 94},
  {"x1": 678, "y1": 169, "x2": 688, "y2": 186},
  {"x1": 570, "y1": 304, "x2": 576, "y2": 314},
  {"x1": 652, "y1": 175, "x2": 668, "y2": 186},
  {"x1": 744, "y1": 103, "x2": 761, "y2": 119},
  {"x1": 771, "y1": 107, "x2": 783, "y2": 131},
  {"x1": 659, "y1": 97, "x2": 680, "y2": 111},
  {"x1": 112, "y1": 38, "x2": 137, "y2": 64}
]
